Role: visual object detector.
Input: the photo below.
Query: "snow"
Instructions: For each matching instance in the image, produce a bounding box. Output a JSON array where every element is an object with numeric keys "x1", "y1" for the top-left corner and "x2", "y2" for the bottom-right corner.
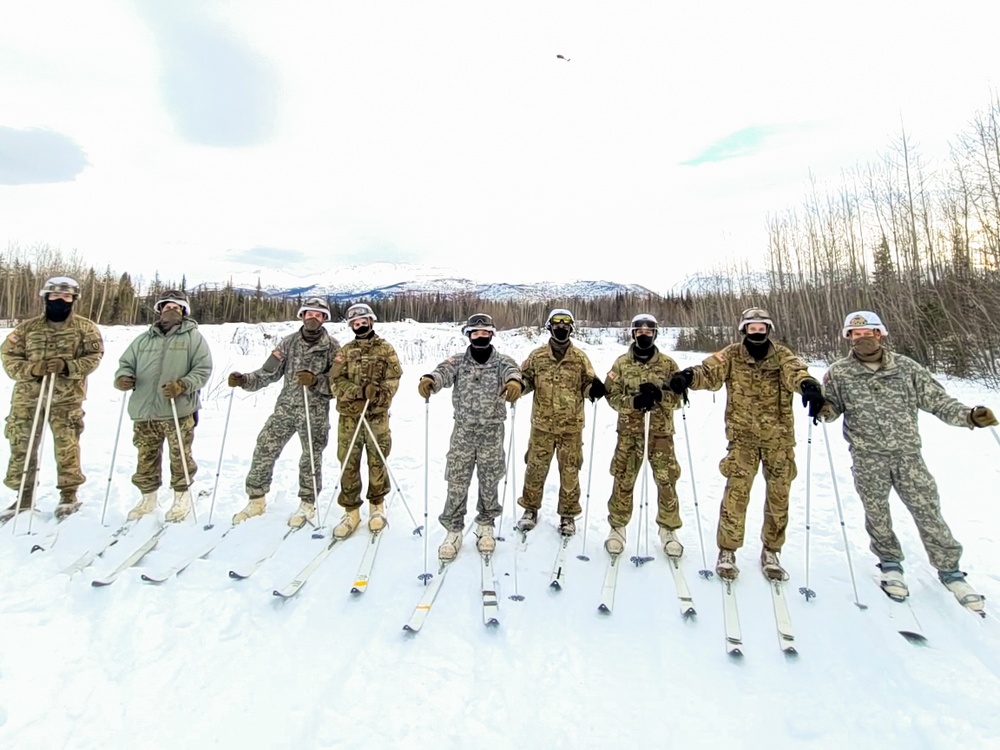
[{"x1": 2, "y1": 322, "x2": 999, "y2": 749}]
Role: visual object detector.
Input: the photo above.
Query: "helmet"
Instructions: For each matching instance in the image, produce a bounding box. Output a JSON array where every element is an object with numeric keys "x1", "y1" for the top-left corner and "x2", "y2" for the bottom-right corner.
[
  {"x1": 463, "y1": 312, "x2": 496, "y2": 336},
  {"x1": 153, "y1": 289, "x2": 191, "y2": 316},
  {"x1": 297, "y1": 297, "x2": 331, "y2": 321},
  {"x1": 39, "y1": 276, "x2": 80, "y2": 299},
  {"x1": 546, "y1": 308, "x2": 574, "y2": 331},
  {"x1": 630, "y1": 313, "x2": 658, "y2": 339},
  {"x1": 346, "y1": 302, "x2": 377, "y2": 323},
  {"x1": 842, "y1": 310, "x2": 888, "y2": 339},
  {"x1": 739, "y1": 307, "x2": 774, "y2": 334}
]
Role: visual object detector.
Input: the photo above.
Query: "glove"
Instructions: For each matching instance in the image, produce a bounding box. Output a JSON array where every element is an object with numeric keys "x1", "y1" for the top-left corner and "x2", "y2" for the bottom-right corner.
[
  {"x1": 296, "y1": 371, "x2": 317, "y2": 387},
  {"x1": 363, "y1": 384, "x2": 378, "y2": 401},
  {"x1": 669, "y1": 368, "x2": 694, "y2": 395},
  {"x1": 969, "y1": 406, "x2": 998, "y2": 428},
  {"x1": 503, "y1": 380, "x2": 522, "y2": 403},
  {"x1": 115, "y1": 375, "x2": 136, "y2": 391},
  {"x1": 639, "y1": 382, "x2": 663, "y2": 404},
  {"x1": 587, "y1": 377, "x2": 606, "y2": 402},
  {"x1": 799, "y1": 378, "x2": 825, "y2": 424},
  {"x1": 418, "y1": 375, "x2": 435, "y2": 400},
  {"x1": 633, "y1": 391, "x2": 655, "y2": 412},
  {"x1": 228, "y1": 372, "x2": 245, "y2": 388},
  {"x1": 45, "y1": 358, "x2": 67, "y2": 375},
  {"x1": 161, "y1": 380, "x2": 186, "y2": 399},
  {"x1": 29, "y1": 361, "x2": 47, "y2": 378}
]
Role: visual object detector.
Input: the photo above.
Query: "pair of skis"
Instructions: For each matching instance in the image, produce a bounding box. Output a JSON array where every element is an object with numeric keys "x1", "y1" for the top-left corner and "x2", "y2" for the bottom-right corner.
[
  {"x1": 270, "y1": 526, "x2": 388, "y2": 599},
  {"x1": 597, "y1": 550, "x2": 696, "y2": 618},
  {"x1": 720, "y1": 576, "x2": 797, "y2": 656},
  {"x1": 403, "y1": 551, "x2": 499, "y2": 633}
]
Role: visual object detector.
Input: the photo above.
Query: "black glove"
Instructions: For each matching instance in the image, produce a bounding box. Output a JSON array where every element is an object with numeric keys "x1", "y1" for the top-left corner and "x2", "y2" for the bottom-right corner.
[
  {"x1": 632, "y1": 383, "x2": 662, "y2": 412},
  {"x1": 669, "y1": 368, "x2": 693, "y2": 395},
  {"x1": 588, "y1": 377, "x2": 606, "y2": 402},
  {"x1": 639, "y1": 382, "x2": 662, "y2": 404},
  {"x1": 800, "y1": 378, "x2": 825, "y2": 424}
]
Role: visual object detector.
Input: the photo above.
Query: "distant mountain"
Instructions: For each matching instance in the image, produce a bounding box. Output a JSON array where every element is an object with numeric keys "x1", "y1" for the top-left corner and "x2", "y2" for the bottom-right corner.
[{"x1": 192, "y1": 262, "x2": 656, "y2": 301}]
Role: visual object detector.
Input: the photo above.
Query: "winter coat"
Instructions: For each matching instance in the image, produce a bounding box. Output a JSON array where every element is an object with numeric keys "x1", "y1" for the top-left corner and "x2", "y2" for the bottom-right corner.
[
  {"x1": 331, "y1": 333, "x2": 402, "y2": 417},
  {"x1": 426, "y1": 347, "x2": 521, "y2": 425},
  {"x1": 241, "y1": 327, "x2": 340, "y2": 408},
  {"x1": 520, "y1": 341, "x2": 596, "y2": 434},
  {"x1": 605, "y1": 345, "x2": 681, "y2": 436}
]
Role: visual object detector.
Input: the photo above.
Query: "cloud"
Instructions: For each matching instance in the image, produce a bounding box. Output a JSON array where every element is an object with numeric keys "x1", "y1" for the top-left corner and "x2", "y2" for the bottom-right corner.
[
  {"x1": 222, "y1": 246, "x2": 308, "y2": 267},
  {"x1": 0, "y1": 126, "x2": 89, "y2": 184},
  {"x1": 681, "y1": 125, "x2": 785, "y2": 166}
]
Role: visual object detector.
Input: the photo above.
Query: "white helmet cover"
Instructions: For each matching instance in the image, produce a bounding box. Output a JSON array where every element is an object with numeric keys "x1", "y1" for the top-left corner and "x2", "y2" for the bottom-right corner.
[
  {"x1": 346, "y1": 302, "x2": 377, "y2": 323},
  {"x1": 842, "y1": 310, "x2": 888, "y2": 339},
  {"x1": 297, "y1": 297, "x2": 331, "y2": 321},
  {"x1": 39, "y1": 276, "x2": 80, "y2": 299}
]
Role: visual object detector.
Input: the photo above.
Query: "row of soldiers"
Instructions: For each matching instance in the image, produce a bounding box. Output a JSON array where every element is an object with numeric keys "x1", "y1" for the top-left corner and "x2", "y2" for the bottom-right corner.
[{"x1": 1, "y1": 277, "x2": 994, "y2": 610}]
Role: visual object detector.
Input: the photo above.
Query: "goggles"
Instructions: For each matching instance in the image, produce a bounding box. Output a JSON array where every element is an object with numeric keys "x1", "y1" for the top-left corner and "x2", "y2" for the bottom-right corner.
[{"x1": 550, "y1": 314, "x2": 573, "y2": 325}]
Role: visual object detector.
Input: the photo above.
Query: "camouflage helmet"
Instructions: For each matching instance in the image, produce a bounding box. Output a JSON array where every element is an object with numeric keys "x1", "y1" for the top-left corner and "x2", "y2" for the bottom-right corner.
[
  {"x1": 346, "y1": 302, "x2": 378, "y2": 323},
  {"x1": 629, "y1": 312, "x2": 658, "y2": 339},
  {"x1": 154, "y1": 289, "x2": 191, "y2": 316},
  {"x1": 297, "y1": 296, "x2": 331, "y2": 321},
  {"x1": 738, "y1": 307, "x2": 774, "y2": 334},
  {"x1": 546, "y1": 308, "x2": 574, "y2": 331},
  {"x1": 462, "y1": 312, "x2": 496, "y2": 336},
  {"x1": 39, "y1": 276, "x2": 80, "y2": 299},
  {"x1": 842, "y1": 310, "x2": 888, "y2": 339}
]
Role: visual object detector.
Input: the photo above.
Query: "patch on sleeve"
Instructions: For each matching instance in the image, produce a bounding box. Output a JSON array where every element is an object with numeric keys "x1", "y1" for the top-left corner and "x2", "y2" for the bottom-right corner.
[
  {"x1": 6, "y1": 333, "x2": 18, "y2": 344},
  {"x1": 606, "y1": 370, "x2": 617, "y2": 380},
  {"x1": 710, "y1": 350, "x2": 727, "y2": 362},
  {"x1": 90, "y1": 341, "x2": 101, "y2": 350},
  {"x1": 334, "y1": 352, "x2": 345, "y2": 362}
]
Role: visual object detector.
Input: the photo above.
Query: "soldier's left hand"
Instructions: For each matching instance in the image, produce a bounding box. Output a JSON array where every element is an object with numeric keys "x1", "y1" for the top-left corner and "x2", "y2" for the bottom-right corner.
[
  {"x1": 161, "y1": 380, "x2": 186, "y2": 399},
  {"x1": 29, "y1": 361, "x2": 47, "y2": 378},
  {"x1": 296, "y1": 370, "x2": 317, "y2": 387},
  {"x1": 969, "y1": 405, "x2": 998, "y2": 428},
  {"x1": 45, "y1": 358, "x2": 67, "y2": 375},
  {"x1": 363, "y1": 383, "x2": 378, "y2": 401},
  {"x1": 799, "y1": 378, "x2": 825, "y2": 424},
  {"x1": 638, "y1": 382, "x2": 663, "y2": 404},
  {"x1": 503, "y1": 380, "x2": 522, "y2": 403},
  {"x1": 587, "y1": 377, "x2": 606, "y2": 402}
]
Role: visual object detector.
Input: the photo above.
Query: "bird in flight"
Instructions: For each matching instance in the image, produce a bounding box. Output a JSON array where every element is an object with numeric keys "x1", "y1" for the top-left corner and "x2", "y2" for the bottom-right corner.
[{"x1": 556, "y1": 54, "x2": 570, "y2": 62}]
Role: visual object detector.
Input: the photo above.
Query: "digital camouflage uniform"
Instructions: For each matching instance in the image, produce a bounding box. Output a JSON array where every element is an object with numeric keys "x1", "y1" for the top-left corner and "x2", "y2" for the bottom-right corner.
[
  {"x1": 1, "y1": 313, "x2": 104, "y2": 500},
  {"x1": 240, "y1": 328, "x2": 340, "y2": 502},
  {"x1": 822, "y1": 350, "x2": 972, "y2": 571},
  {"x1": 689, "y1": 341, "x2": 812, "y2": 551},
  {"x1": 518, "y1": 341, "x2": 597, "y2": 518},
  {"x1": 426, "y1": 347, "x2": 521, "y2": 531},
  {"x1": 604, "y1": 345, "x2": 683, "y2": 530},
  {"x1": 331, "y1": 333, "x2": 402, "y2": 510}
]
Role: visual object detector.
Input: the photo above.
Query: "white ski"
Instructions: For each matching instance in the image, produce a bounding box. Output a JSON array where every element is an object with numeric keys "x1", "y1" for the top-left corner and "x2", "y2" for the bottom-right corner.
[
  {"x1": 884, "y1": 597, "x2": 927, "y2": 644},
  {"x1": 666, "y1": 556, "x2": 696, "y2": 617},
  {"x1": 30, "y1": 527, "x2": 60, "y2": 553},
  {"x1": 272, "y1": 537, "x2": 342, "y2": 598},
  {"x1": 403, "y1": 563, "x2": 450, "y2": 633},
  {"x1": 548, "y1": 536, "x2": 571, "y2": 590},
  {"x1": 141, "y1": 527, "x2": 232, "y2": 583},
  {"x1": 768, "y1": 579, "x2": 797, "y2": 653},
  {"x1": 350, "y1": 530, "x2": 385, "y2": 594},
  {"x1": 229, "y1": 526, "x2": 298, "y2": 580},
  {"x1": 91, "y1": 526, "x2": 167, "y2": 587},
  {"x1": 481, "y1": 553, "x2": 500, "y2": 627},
  {"x1": 722, "y1": 578, "x2": 743, "y2": 656},
  {"x1": 597, "y1": 554, "x2": 621, "y2": 613},
  {"x1": 60, "y1": 524, "x2": 133, "y2": 576}
]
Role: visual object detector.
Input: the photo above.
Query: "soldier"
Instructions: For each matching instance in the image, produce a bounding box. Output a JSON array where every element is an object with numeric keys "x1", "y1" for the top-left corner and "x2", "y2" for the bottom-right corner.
[
  {"x1": 418, "y1": 313, "x2": 522, "y2": 561},
  {"x1": 670, "y1": 307, "x2": 822, "y2": 581},
  {"x1": 516, "y1": 308, "x2": 604, "y2": 537},
  {"x1": 114, "y1": 290, "x2": 213, "y2": 523},
  {"x1": 820, "y1": 311, "x2": 996, "y2": 612},
  {"x1": 1, "y1": 276, "x2": 104, "y2": 520},
  {"x1": 229, "y1": 297, "x2": 340, "y2": 528},
  {"x1": 603, "y1": 313, "x2": 685, "y2": 558},
  {"x1": 329, "y1": 302, "x2": 402, "y2": 539}
]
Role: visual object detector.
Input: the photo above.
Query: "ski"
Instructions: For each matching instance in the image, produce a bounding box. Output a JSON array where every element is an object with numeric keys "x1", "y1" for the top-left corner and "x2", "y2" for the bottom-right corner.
[
  {"x1": 548, "y1": 536, "x2": 571, "y2": 590},
  {"x1": 229, "y1": 526, "x2": 299, "y2": 580},
  {"x1": 272, "y1": 537, "x2": 342, "y2": 598},
  {"x1": 768, "y1": 579, "x2": 797, "y2": 653},
  {"x1": 141, "y1": 527, "x2": 232, "y2": 583},
  {"x1": 30, "y1": 527, "x2": 60, "y2": 554},
  {"x1": 481, "y1": 553, "x2": 500, "y2": 627},
  {"x1": 666, "y1": 556, "x2": 696, "y2": 617},
  {"x1": 403, "y1": 563, "x2": 450, "y2": 633},
  {"x1": 91, "y1": 526, "x2": 167, "y2": 587},
  {"x1": 350, "y1": 530, "x2": 385, "y2": 594},
  {"x1": 60, "y1": 524, "x2": 133, "y2": 576},
  {"x1": 884, "y1": 597, "x2": 928, "y2": 644},
  {"x1": 597, "y1": 554, "x2": 621, "y2": 614},
  {"x1": 722, "y1": 578, "x2": 743, "y2": 656}
]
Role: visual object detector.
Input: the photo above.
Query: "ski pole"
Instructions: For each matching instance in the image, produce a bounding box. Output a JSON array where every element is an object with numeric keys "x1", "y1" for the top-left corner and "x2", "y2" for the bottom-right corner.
[
  {"x1": 361, "y1": 415, "x2": 422, "y2": 535},
  {"x1": 100, "y1": 391, "x2": 128, "y2": 527},
  {"x1": 821, "y1": 421, "x2": 867, "y2": 610},
  {"x1": 419, "y1": 397, "x2": 432, "y2": 584},
  {"x1": 577, "y1": 401, "x2": 599, "y2": 562},
  {"x1": 680, "y1": 403, "x2": 712, "y2": 579},
  {"x1": 317, "y1": 399, "x2": 370, "y2": 533},
  {"x1": 990, "y1": 426, "x2": 1000, "y2": 450},
  {"x1": 170, "y1": 396, "x2": 198, "y2": 525},
  {"x1": 205, "y1": 388, "x2": 235, "y2": 529},
  {"x1": 498, "y1": 402, "x2": 518, "y2": 540},
  {"x1": 798, "y1": 420, "x2": 816, "y2": 601},
  {"x1": 13, "y1": 374, "x2": 50, "y2": 537},
  {"x1": 631, "y1": 410, "x2": 654, "y2": 566},
  {"x1": 26, "y1": 373, "x2": 56, "y2": 536},
  {"x1": 301, "y1": 385, "x2": 321, "y2": 527}
]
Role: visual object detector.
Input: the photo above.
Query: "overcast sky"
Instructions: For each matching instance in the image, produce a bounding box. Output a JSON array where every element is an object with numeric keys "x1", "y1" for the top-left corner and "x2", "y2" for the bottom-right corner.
[{"x1": 2, "y1": 1, "x2": 999, "y2": 295}]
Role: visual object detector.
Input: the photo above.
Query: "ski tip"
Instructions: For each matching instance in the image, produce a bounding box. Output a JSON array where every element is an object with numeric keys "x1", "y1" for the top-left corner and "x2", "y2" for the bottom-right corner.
[
  {"x1": 783, "y1": 647, "x2": 799, "y2": 656},
  {"x1": 899, "y1": 631, "x2": 928, "y2": 645},
  {"x1": 228, "y1": 570, "x2": 242, "y2": 579},
  {"x1": 402, "y1": 624, "x2": 416, "y2": 633},
  {"x1": 350, "y1": 587, "x2": 364, "y2": 595},
  {"x1": 140, "y1": 574, "x2": 154, "y2": 583},
  {"x1": 727, "y1": 647, "x2": 744, "y2": 658},
  {"x1": 30, "y1": 544, "x2": 45, "y2": 553},
  {"x1": 576, "y1": 554, "x2": 590, "y2": 562},
  {"x1": 90, "y1": 579, "x2": 112, "y2": 587},
  {"x1": 598, "y1": 603, "x2": 611, "y2": 614},
  {"x1": 549, "y1": 582, "x2": 562, "y2": 591},
  {"x1": 485, "y1": 618, "x2": 500, "y2": 628},
  {"x1": 682, "y1": 607, "x2": 697, "y2": 618}
]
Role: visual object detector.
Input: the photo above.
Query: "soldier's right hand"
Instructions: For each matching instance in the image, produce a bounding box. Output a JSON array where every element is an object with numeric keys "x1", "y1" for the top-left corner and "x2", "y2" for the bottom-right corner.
[
  {"x1": 29, "y1": 361, "x2": 47, "y2": 378},
  {"x1": 633, "y1": 391, "x2": 655, "y2": 412},
  {"x1": 969, "y1": 406, "x2": 998, "y2": 428},
  {"x1": 296, "y1": 371, "x2": 317, "y2": 387},
  {"x1": 228, "y1": 372, "x2": 245, "y2": 388},
  {"x1": 418, "y1": 375, "x2": 435, "y2": 400},
  {"x1": 115, "y1": 375, "x2": 136, "y2": 391},
  {"x1": 669, "y1": 368, "x2": 694, "y2": 395}
]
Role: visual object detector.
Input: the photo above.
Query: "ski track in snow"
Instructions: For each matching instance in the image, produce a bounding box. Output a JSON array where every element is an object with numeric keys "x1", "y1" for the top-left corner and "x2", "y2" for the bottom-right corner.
[{"x1": 1, "y1": 322, "x2": 999, "y2": 748}]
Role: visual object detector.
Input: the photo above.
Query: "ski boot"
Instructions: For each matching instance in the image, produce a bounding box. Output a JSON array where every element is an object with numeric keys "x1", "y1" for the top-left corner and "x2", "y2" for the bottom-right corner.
[
  {"x1": 127, "y1": 491, "x2": 159, "y2": 522},
  {"x1": 475, "y1": 522, "x2": 496, "y2": 555},
  {"x1": 164, "y1": 490, "x2": 192, "y2": 523},
  {"x1": 559, "y1": 516, "x2": 576, "y2": 537},
  {"x1": 659, "y1": 527, "x2": 684, "y2": 558},
  {"x1": 438, "y1": 530, "x2": 462, "y2": 562},
  {"x1": 333, "y1": 508, "x2": 361, "y2": 539},
  {"x1": 516, "y1": 508, "x2": 537, "y2": 532},
  {"x1": 288, "y1": 500, "x2": 316, "y2": 529},
  {"x1": 233, "y1": 495, "x2": 266, "y2": 524},
  {"x1": 878, "y1": 562, "x2": 908, "y2": 601},
  {"x1": 716, "y1": 549, "x2": 740, "y2": 580},
  {"x1": 368, "y1": 502, "x2": 387, "y2": 533},
  {"x1": 760, "y1": 547, "x2": 789, "y2": 581},
  {"x1": 54, "y1": 489, "x2": 81, "y2": 520},
  {"x1": 604, "y1": 526, "x2": 626, "y2": 556},
  {"x1": 939, "y1": 570, "x2": 985, "y2": 614}
]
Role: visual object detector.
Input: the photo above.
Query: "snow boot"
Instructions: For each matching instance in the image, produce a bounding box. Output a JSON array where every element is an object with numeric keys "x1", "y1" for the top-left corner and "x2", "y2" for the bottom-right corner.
[
  {"x1": 54, "y1": 490, "x2": 81, "y2": 520},
  {"x1": 438, "y1": 530, "x2": 463, "y2": 562},
  {"x1": 288, "y1": 500, "x2": 316, "y2": 529},
  {"x1": 604, "y1": 526, "x2": 626, "y2": 556},
  {"x1": 368, "y1": 502, "x2": 387, "y2": 533},
  {"x1": 333, "y1": 508, "x2": 361, "y2": 539},
  {"x1": 878, "y1": 562, "x2": 908, "y2": 601},
  {"x1": 659, "y1": 527, "x2": 684, "y2": 558},
  {"x1": 476, "y1": 522, "x2": 496, "y2": 555},
  {"x1": 164, "y1": 490, "x2": 192, "y2": 523},
  {"x1": 516, "y1": 508, "x2": 537, "y2": 532},
  {"x1": 233, "y1": 495, "x2": 266, "y2": 524},
  {"x1": 939, "y1": 571, "x2": 985, "y2": 614},
  {"x1": 716, "y1": 549, "x2": 739, "y2": 580},
  {"x1": 127, "y1": 491, "x2": 159, "y2": 521},
  {"x1": 559, "y1": 516, "x2": 576, "y2": 537},
  {"x1": 760, "y1": 547, "x2": 789, "y2": 581}
]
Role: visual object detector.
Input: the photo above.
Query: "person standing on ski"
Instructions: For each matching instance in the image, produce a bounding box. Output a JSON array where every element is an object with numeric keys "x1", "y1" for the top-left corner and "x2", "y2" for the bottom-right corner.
[
  {"x1": 515, "y1": 308, "x2": 603, "y2": 538},
  {"x1": 820, "y1": 310, "x2": 996, "y2": 613},
  {"x1": 670, "y1": 307, "x2": 822, "y2": 581},
  {"x1": 417, "y1": 313, "x2": 522, "y2": 562}
]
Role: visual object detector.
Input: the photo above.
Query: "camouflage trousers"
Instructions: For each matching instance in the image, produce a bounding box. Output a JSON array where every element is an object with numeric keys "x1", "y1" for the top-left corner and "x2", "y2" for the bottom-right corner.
[
  {"x1": 607, "y1": 432, "x2": 682, "y2": 530},
  {"x1": 518, "y1": 427, "x2": 584, "y2": 518},
  {"x1": 851, "y1": 451, "x2": 962, "y2": 571},
  {"x1": 246, "y1": 401, "x2": 330, "y2": 502},
  {"x1": 131, "y1": 416, "x2": 197, "y2": 492},
  {"x1": 438, "y1": 421, "x2": 506, "y2": 532},
  {"x1": 4, "y1": 401, "x2": 86, "y2": 496},
  {"x1": 717, "y1": 441, "x2": 796, "y2": 551},
  {"x1": 337, "y1": 413, "x2": 391, "y2": 510}
]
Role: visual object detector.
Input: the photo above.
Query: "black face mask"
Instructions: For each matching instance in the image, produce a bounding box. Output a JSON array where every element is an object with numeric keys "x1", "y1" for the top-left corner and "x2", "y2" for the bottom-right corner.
[
  {"x1": 745, "y1": 332, "x2": 768, "y2": 344},
  {"x1": 635, "y1": 334, "x2": 654, "y2": 349},
  {"x1": 353, "y1": 324, "x2": 371, "y2": 338},
  {"x1": 551, "y1": 328, "x2": 570, "y2": 342},
  {"x1": 470, "y1": 335, "x2": 493, "y2": 349},
  {"x1": 45, "y1": 299, "x2": 73, "y2": 322}
]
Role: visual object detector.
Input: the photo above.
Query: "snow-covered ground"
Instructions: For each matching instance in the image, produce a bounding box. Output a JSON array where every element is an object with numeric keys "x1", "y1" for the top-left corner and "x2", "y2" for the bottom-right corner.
[{"x1": 1, "y1": 321, "x2": 999, "y2": 749}]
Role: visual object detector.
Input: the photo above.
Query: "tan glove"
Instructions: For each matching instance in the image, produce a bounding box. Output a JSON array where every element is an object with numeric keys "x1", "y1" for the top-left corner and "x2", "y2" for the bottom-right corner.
[
  {"x1": 503, "y1": 380, "x2": 522, "y2": 403},
  {"x1": 363, "y1": 384, "x2": 378, "y2": 401},
  {"x1": 296, "y1": 371, "x2": 317, "y2": 387},
  {"x1": 969, "y1": 406, "x2": 998, "y2": 428},
  {"x1": 418, "y1": 376, "x2": 435, "y2": 400},
  {"x1": 115, "y1": 375, "x2": 136, "y2": 391},
  {"x1": 45, "y1": 358, "x2": 67, "y2": 375},
  {"x1": 161, "y1": 380, "x2": 186, "y2": 399},
  {"x1": 29, "y1": 361, "x2": 47, "y2": 378},
  {"x1": 228, "y1": 372, "x2": 245, "y2": 388}
]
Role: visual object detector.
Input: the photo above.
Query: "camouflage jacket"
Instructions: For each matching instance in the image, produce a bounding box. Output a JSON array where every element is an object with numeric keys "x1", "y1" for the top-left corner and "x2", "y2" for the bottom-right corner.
[
  {"x1": 821, "y1": 350, "x2": 972, "y2": 456},
  {"x1": 241, "y1": 327, "x2": 340, "y2": 407},
  {"x1": 605, "y1": 345, "x2": 681, "y2": 436},
  {"x1": 520, "y1": 341, "x2": 596, "y2": 434},
  {"x1": 331, "y1": 333, "x2": 402, "y2": 417},
  {"x1": 426, "y1": 346, "x2": 521, "y2": 425},
  {"x1": 689, "y1": 340, "x2": 812, "y2": 447},
  {"x1": 1, "y1": 313, "x2": 104, "y2": 407}
]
